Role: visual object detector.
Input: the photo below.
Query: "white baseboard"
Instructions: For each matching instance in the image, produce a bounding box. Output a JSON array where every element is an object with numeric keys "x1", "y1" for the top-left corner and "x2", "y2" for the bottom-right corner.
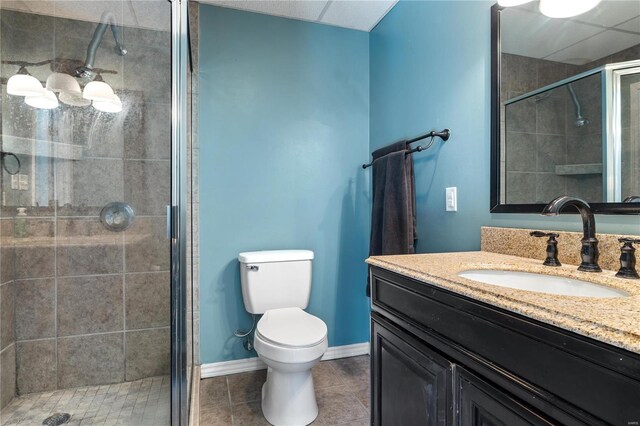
[{"x1": 200, "y1": 342, "x2": 369, "y2": 379}]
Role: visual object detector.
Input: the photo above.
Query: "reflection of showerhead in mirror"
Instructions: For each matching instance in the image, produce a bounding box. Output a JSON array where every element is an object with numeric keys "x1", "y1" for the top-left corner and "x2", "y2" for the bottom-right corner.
[{"x1": 567, "y1": 83, "x2": 589, "y2": 128}]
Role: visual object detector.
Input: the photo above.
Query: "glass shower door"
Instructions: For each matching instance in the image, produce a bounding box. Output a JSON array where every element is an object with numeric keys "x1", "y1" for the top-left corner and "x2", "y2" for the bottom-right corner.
[{"x1": 0, "y1": 1, "x2": 187, "y2": 424}]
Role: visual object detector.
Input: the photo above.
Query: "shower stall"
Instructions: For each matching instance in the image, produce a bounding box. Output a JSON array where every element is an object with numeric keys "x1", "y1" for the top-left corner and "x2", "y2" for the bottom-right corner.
[
  {"x1": 0, "y1": 1, "x2": 195, "y2": 425},
  {"x1": 503, "y1": 59, "x2": 640, "y2": 205}
]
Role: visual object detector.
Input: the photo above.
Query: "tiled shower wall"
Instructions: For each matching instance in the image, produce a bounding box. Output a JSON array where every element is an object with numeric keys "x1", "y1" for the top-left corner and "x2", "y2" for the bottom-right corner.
[
  {"x1": 0, "y1": 7, "x2": 172, "y2": 409},
  {"x1": 502, "y1": 43, "x2": 640, "y2": 204}
]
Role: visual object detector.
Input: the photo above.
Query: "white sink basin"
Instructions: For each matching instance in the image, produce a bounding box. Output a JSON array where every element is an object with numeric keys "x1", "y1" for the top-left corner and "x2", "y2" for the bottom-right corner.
[{"x1": 458, "y1": 270, "x2": 630, "y2": 298}]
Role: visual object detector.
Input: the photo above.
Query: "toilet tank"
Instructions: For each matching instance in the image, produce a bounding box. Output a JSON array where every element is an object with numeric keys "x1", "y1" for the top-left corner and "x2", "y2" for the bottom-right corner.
[{"x1": 238, "y1": 250, "x2": 314, "y2": 314}]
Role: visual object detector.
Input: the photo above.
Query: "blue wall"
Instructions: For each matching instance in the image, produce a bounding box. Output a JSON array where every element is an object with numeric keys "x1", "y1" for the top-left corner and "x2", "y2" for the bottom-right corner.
[
  {"x1": 198, "y1": 6, "x2": 371, "y2": 363},
  {"x1": 370, "y1": 0, "x2": 640, "y2": 255}
]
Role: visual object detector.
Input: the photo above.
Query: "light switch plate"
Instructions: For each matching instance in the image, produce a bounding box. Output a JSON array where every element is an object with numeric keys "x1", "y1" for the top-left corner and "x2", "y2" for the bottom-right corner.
[
  {"x1": 446, "y1": 187, "x2": 457, "y2": 212},
  {"x1": 18, "y1": 174, "x2": 29, "y2": 191}
]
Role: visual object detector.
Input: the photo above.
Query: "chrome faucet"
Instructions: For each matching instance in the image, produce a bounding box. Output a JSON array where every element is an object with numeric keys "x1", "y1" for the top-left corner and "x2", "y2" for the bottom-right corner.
[{"x1": 542, "y1": 196, "x2": 601, "y2": 272}]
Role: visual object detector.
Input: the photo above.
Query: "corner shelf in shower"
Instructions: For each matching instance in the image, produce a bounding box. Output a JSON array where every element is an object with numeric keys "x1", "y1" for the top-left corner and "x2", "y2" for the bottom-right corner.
[
  {"x1": 0, "y1": 134, "x2": 83, "y2": 160},
  {"x1": 554, "y1": 163, "x2": 602, "y2": 176}
]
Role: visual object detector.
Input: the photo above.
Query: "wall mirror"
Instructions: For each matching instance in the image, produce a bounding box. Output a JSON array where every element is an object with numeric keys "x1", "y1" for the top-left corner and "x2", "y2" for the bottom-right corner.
[{"x1": 491, "y1": 1, "x2": 640, "y2": 214}]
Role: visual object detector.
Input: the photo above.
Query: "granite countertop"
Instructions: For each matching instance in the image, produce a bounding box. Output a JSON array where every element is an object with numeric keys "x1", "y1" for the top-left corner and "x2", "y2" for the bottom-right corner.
[{"x1": 366, "y1": 251, "x2": 640, "y2": 354}]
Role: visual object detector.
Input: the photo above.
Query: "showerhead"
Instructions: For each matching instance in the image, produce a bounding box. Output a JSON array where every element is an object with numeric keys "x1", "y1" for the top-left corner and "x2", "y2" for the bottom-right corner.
[
  {"x1": 75, "y1": 66, "x2": 95, "y2": 79},
  {"x1": 574, "y1": 116, "x2": 590, "y2": 127}
]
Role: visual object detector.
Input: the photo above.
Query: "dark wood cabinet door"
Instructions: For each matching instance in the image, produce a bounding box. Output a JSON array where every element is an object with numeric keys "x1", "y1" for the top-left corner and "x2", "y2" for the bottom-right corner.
[
  {"x1": 456, "y1": 367, "x2": 555, "y2": 426},
  {"x1": 371, "y1": 316, "x2": 452, "y2": 426}
]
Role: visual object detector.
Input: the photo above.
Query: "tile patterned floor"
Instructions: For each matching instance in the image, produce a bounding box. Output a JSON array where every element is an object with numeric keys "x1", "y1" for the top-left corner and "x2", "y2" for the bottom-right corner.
[
  {"x1": 199, "y1": 355, "x2": 370, "y2": 426},
  {"x1": 0, "y1": 376, "x2": 170, "y2": 426}
]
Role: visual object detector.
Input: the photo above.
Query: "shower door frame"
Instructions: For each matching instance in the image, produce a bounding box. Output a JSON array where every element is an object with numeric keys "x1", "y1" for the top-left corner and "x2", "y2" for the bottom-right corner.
[
  {"x1": 608, "y1": 65, "x2": 640, "y2": 203},
  {"x1": 498, "y1": 59, "x2": 640, "y2": 208},
  {"x1": 170, "y1": 0, "x2": 189, "y2": 425}
]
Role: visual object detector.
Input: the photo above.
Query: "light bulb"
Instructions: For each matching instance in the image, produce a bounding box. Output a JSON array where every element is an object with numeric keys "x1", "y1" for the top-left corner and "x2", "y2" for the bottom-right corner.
[
  {"x1": 83, "y1": 81, "x2": 115, "y2": 102},
  {"x1": 93, "y1": 94, "x2": 122, "y2": 113},
  {"x1": 498, "y1": 0, "x2": 533, "y2": 7},
  {"x1": 539, "y1": 0, "x2": 602, "y2": 18},
  {"x1": 25, "y1": 89, "x2": 59, "y2": 109},
  {"x1": 7, "y1": 74, "x2": 44, "y2": 97}
]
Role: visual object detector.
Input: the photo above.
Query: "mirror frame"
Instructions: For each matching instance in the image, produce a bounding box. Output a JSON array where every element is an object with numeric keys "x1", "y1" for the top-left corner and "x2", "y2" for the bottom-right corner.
[{"x1": 489, "y1": 4, "x2": 640, "y2": 215}]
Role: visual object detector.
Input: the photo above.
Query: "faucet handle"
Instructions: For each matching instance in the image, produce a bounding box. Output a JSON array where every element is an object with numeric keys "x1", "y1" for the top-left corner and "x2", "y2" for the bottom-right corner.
[
  {"x1": 530, "y1": 231, "x2": 559, "y2": 239},
  {"x1": 530, "y1": 231, "x2": 561, "y2": 267},
  {"x1": 616, "y1": 238, "x2": 640, "y2": 279},
  {"x1": 618, "y1": 237, "x2": 640, "y2": 244}
]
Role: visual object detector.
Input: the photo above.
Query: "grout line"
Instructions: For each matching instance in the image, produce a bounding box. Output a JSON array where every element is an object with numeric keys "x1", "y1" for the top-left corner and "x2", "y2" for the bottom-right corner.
[
  {"x1": 10, "y1": 271, "x2": 170, "y2": 282},
  {"x1": 0, "y1": 342, "x2": 15, "y2": 355},
  {"x1": 20, "y1": 326, "x2": 171, "y2": 343},
  {"x1": 226, "y1": 376, "x2": 234, "y2": 426}
]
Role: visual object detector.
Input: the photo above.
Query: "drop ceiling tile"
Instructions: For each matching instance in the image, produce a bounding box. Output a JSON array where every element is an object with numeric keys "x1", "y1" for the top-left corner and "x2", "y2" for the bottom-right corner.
[
  {"x1": 616, "y1": 16, "x2": 640, "y2": 33},
  {"x1": 512, "y1": 1, "x2": 640, "y2": 28},
  {"x1": 210, "y1": 0, "x2": 328, "y2": 23},
  {"x1": 573, "y1": 1, "x2": 640, "y2": 28},
  {"x1": 545, "y1": 29, "x2": 640, "y2": 64},
  {"x1": 321, "y1": 0, "x2": 397, "y2": 31},
  {"x1": 501, "y1": 8, "x2": 603, "y2": 58}
]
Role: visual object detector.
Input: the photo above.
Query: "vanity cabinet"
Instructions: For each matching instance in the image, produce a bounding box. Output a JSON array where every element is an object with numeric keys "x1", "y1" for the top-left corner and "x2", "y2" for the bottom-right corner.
[{"x1": 369, "y1": 266, "x2": 640, "y2": 426}]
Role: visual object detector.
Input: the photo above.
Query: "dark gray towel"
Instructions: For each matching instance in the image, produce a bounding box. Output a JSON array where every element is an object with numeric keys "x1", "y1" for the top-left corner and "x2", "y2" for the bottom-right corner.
[{"x1": 369, "y1": 142, "x2": 417, "y2": 256}]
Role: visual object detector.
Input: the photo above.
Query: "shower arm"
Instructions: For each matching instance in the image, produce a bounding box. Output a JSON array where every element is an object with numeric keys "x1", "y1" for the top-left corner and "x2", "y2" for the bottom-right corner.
[
  {"x1": 76, "y1": 12, "x2": 127, "y2": 78},
  {"x1": 567, "y1": 83, "x2": 585, "y2": 123}
]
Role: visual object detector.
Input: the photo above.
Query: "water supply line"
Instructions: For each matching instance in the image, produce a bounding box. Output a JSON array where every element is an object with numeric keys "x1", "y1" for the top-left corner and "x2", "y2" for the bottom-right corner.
[
  {"x1": 235, "y1": 314, "x2": 256, "y2": 351},
  {"x1": 75, "y1": 11, "x2": 127, "y2": 79},
  {"x1": 567, "y1": 83, "x2": 589, "y2": 127}
]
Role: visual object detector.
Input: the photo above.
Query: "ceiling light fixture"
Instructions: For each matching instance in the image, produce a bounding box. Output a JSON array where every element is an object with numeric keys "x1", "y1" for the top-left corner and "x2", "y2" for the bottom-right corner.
[
  {"x1": 82, "y1": 81, "x2": 116, "y2": 102},
  {"x1": 59, "y1": 91, "x2": 91, "y2": 107},
  {"x1": 92, "y1": 94, "x2": 122, "y2": 113},
  {"x1": 7, "y1": 68, "x2": 45, "y2": 97},
  {"x1": 539, "y1": 0, "x2": 602, "y2": 18},
  {"x1": 25, "y1": 89, "x2": 59, "y2": 109},
  {"x1": 46, "y1": 72, "x2": 81, "y2": 94}
]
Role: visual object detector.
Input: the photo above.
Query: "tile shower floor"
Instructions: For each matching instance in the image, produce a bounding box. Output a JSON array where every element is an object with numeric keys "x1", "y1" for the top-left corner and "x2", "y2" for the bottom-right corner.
[
  {"x1": 199, "y1": 355, "x2": 370, "y2": 426},
  {"x1": 0, "y1": 376, "x2": 170, "y2": 426}
]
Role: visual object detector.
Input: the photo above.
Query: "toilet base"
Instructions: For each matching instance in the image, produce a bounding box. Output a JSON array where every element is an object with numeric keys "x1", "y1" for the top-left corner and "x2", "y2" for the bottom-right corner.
[{"x1": 261, "y1": 366, "x2": 319, "y2": 426}]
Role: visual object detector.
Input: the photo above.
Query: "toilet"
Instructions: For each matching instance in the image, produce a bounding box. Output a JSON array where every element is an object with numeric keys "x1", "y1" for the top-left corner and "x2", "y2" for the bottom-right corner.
[{"x1": 238, "y1": 250, "x2": 328, "y2": 426}]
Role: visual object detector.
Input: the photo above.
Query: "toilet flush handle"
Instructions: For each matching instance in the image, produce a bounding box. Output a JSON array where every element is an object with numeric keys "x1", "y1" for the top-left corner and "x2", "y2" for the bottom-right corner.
[{"x1": 246, "y1": 265, "x2": 259, "y2": 271}]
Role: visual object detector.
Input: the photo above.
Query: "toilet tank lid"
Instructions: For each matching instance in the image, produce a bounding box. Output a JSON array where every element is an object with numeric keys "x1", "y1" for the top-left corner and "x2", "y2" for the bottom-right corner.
[{"x1": 238, "y1": 250, "x2": 314, "y2": 263}]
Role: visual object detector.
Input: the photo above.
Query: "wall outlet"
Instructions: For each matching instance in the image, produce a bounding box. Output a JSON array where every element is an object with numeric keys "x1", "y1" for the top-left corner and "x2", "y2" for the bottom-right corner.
[{"x1": 446, "y1": 187, "x2": 457, "y2": 212}]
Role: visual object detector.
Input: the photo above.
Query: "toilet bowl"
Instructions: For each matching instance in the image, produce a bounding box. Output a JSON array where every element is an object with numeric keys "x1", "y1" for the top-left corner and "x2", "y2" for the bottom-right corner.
[{"x1": 254, "y1": 307, "x2": 328, "y2": 425}]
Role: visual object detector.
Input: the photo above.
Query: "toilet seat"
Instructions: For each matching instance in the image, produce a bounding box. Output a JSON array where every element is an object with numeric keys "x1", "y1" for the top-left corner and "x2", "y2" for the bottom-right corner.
[
  {"x1": 254, "y1": 308, "x2": 328, "y2": 364},
  {"x1": 256, "y1": 307, "x2": 327, "y2": 348}
]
